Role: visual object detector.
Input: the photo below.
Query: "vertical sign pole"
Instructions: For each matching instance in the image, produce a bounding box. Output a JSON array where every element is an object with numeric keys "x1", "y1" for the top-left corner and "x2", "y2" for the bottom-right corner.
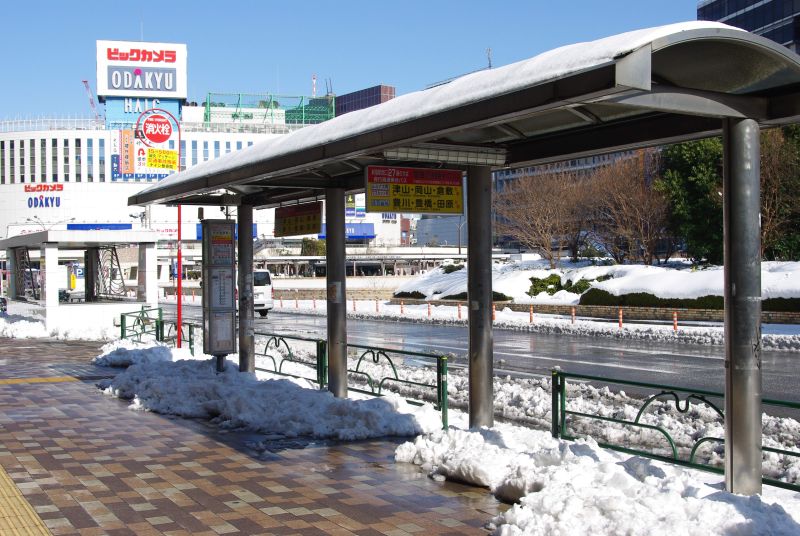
[{"x1": 177, "y1": 204, "x2": 182, "y2": 347}]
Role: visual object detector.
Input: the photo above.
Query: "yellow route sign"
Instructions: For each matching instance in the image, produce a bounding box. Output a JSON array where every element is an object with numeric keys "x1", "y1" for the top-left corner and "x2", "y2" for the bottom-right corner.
[
  {"x1": 145, "y1": 148, "x2": 179, "y2": 170},
  {"x1": 274, "y1": 201, "x2": 323, "y2": 237},
  {"x1": 366, "y1": 166, "x2": 463, "y2": 214}
]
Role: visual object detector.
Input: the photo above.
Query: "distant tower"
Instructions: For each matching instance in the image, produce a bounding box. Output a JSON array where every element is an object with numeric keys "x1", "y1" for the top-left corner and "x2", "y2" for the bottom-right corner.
[{"x1": 312, "y1": 74, "x2": 317, "y2": 98}]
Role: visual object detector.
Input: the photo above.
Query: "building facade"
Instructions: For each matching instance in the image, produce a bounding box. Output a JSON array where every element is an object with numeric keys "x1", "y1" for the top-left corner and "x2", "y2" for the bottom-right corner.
[
  {"x1": 698, "y1": 0, "x2": 800, "y2": 51},
  {"x1": 0, "y1": 40, "x2": 408, "y2": 279}
]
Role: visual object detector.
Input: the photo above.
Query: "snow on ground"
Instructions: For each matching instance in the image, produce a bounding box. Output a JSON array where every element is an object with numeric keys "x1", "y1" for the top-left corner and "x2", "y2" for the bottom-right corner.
[
  {"x1": 89, "y1": 342, "x2": 800, "y2": 536},
  {"x1": 0, "y1": 312, "x2": 117, "y2": 340},
  {"x1": 395, "y1": 258, "x2": 800, "y2": 303}
]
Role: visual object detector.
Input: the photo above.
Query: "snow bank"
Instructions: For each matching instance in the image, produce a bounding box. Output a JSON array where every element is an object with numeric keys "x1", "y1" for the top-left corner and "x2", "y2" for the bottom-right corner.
[{"x1": 396, "y1": 425, "x2": 800, "y2": 535}]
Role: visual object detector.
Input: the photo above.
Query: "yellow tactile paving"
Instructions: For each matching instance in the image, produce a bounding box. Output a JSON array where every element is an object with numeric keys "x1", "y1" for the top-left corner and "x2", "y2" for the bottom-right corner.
[
  {"x1": 0, "y1": 465, "x2": 50, "y2": 535},
  {"x1": 0, "y1": 377, "x2": 78, "y2": 385}
]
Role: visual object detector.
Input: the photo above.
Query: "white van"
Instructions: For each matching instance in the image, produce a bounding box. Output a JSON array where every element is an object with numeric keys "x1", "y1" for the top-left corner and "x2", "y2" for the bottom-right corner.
[{"x1": 253, "y1": 269, "x2": 274, "y2": 317}]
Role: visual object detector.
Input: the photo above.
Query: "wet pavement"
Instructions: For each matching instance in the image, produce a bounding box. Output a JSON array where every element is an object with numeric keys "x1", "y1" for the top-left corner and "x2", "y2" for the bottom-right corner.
[{"x1": 0, "y1": 337, "x2": 506, "y2": 535}]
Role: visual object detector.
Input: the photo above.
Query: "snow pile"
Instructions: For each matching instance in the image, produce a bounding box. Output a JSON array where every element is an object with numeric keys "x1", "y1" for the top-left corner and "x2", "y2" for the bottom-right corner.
[
  {"x1": 0, "y1": 313, "x2": 116, "y2": 340},
  {"x1": 396, "y1": 425, "x2": 800, "y2": 535},
  {"x1": 395, "y1": 260, "x2": 800, "y2": 304},
  {"x1": 95, "y1": 343, "x2": 442, "y2": 440}
]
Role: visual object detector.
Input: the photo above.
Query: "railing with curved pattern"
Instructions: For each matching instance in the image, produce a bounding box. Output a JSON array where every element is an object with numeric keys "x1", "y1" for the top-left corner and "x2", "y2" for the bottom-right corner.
[{"x1": 551, "y1": 370, "x2": 800, "y2": 491}]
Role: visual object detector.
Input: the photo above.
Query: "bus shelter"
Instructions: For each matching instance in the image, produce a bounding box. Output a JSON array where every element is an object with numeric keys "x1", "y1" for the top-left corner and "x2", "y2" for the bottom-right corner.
[
  {"x1": 0, "y1": 230, "x2": 159, "y2": 332},
  {"x1": 128, "y1": 22, "x2": 800, "y2": 495}
]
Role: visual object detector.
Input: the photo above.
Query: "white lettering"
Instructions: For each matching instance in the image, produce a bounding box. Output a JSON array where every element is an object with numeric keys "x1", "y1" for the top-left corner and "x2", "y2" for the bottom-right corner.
[
  {"x1": 111, "y1": 71, "x2": 122, "y2": 89},
  {"x1": 124, "y1": 98, "x2": 133, "y2": 113},
  {"x1": 123, "y1": 72, "x2": 133, "y2": 88},
  {"x1": 164, "y1": 73, "x2": 174, "y2": 90},
  {"x1": 134, "y1": 74, "x2": 143, "y2": 89}
]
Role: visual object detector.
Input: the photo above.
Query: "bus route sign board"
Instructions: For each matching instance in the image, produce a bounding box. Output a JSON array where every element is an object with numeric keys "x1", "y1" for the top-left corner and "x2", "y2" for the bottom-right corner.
[
  {"x1": 365, "y1": 166, "x2": 463, "y2": 214},
  {"x1": 274, "y1": 201, "x2": 322, "y2": 237},
  {"x1": 201, "y1": 219, "x2": 236, "y2": 356}
]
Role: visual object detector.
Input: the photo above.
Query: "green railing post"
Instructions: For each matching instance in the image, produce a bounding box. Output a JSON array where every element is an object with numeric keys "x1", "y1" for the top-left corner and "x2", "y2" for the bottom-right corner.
[
  {"x1": 438, "y1": 355, "x2": 448, "y2": 429},
  {"x1": 316, "y1": 340, "x2": 328, "y2": 388},
  {"x1": 551, "y1": 369, "x2": 561, "y2": 438},
  {"x1": 188, "y1": 325, "x2": 194, "y2": 356},
  {"x1": 120, "y1": 314, "x2": 127, "y2": 340}
]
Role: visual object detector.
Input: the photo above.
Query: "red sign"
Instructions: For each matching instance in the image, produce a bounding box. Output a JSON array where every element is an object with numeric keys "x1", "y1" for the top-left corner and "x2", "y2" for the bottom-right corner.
[
  {"x1": 107, "y1": 47, "x2": 177, "y2": 63},
  {"x1": 142, "y1": 115, "x2": 172, "y2": 144}
]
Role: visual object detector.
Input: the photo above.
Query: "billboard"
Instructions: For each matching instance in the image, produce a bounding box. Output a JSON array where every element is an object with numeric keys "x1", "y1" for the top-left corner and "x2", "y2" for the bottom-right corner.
[
  {"x1": 96, "y1": 40, "x2": 187, "y2": 99},
  {"x1": 365, "y1": 166, "x2": 463, "y2": 214},
  {"x1": 110, "y1": 129, "x2": 172, "y2": 181}
]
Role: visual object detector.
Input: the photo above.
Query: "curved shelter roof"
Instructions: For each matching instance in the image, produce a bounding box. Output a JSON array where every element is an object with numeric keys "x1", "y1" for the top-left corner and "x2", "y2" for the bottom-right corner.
[{"x1": 129, "y1": 21, "x2": 800, "y2": 208}]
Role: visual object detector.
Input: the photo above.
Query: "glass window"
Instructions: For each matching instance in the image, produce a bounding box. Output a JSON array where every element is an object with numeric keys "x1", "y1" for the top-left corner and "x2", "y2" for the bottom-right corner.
[
  {"x1": 225, "y1": 141, "x2": 231, "y2": 154},
  {"x1": 180, "y1": 140, "x2": 186, "y2": 170},
  {"x1": 75, "y1": 138, "x2": 82, "y2": 182},
  {"x1": 236, "y1": 141, "x2": 242, "y2": 151},
  {"x1": 192, "y1": 140, "x2": 198, "y2": 166},
  {"x1": 9, "y1": 140, "x2": 15, "y2": 183},
  {"x1": 40, "y1": 139, "x2": 46, "y2": 182},
  {"x1": 64, "y1": 139, "x2": 70, "y2": 181},
  {"x1": 52, "y1": 139, "x2": 58, "y2": 182},
  {"x1": 19, "y1": 139, "x2": 25, "y2": 182},
  {"x1": 87, "y1": 139, "x2": 94, "y2": 181},
  {"x1": 203, "y1": 141, "x2": 209, "y2": 161},
  {"x1": 29, "y1": 139, "x2": 35, "y2": 182},
  {"x1": 99, "y1": 139, "x2": 105, "y2": 182},
  {"x1": 214, "y1": 141, "x2": 220, "y2": 158},
  {"x1": 0, "y1": 141, "x2": 5, "y2": 184}
]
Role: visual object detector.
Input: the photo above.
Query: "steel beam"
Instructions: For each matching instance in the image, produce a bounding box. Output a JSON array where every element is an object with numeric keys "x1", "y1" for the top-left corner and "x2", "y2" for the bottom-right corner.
[
  {"x1": 723, "y1": 118, "x2": 762, "y2": 495},
  {"x1": 467, "y1": 166, "x2": 494, "y2": 428},
  {"x1": 326, "y1": 188, "x2": 348, "y2": 397},
  {"x1": 237, "y1": 204, "x2": 255, "y2": 373}
]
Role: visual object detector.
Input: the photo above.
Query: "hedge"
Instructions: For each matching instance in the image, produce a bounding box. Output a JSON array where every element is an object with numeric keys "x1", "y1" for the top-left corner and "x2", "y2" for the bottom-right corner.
[{"x1": 579, "y1": 288, "x2": 800, "y2": 311}]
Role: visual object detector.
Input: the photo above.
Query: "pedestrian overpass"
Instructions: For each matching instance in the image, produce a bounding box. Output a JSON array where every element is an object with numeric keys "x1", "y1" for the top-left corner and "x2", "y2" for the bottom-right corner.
[{"x1": 128, "y1": 21, "x2": 800, "y2": 495}]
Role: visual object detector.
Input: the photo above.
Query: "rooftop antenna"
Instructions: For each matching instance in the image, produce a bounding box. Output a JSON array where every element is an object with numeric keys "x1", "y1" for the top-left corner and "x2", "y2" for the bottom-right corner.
[
  {"x1": 487, "y1": 47, "x2": 492, "y2": 69},
  {"x1": 326, "y1": 78, "x2": 333, "y2": 96},
  {"x1": 312, "y1": 73, "x2": 317, "y2": 97}
]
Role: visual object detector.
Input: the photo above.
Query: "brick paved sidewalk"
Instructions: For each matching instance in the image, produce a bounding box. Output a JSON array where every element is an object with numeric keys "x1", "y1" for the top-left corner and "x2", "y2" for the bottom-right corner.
[{"x1": 0, "y1": 337, "x2": 506, "y2": 535}]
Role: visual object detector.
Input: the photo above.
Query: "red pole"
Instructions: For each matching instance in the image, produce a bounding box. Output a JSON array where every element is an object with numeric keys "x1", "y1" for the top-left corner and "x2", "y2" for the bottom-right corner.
[
  {"x1": 295, "y1": 296, "x2": 298, "y2": 308},
  {"x1": 375, "y1": 299, "x2": 379, "y2": 313},
  {"x1": 177, "y1": 204, "x2": 182, "y2": 348},
  {"x1": 353, "y1": 299, "x2": 356, "y2": 312},
  {"x1": 427, "y1": 302, "x2": 431, "y2": 318},
  {"x1": 400, "y1": 300, "x2": 404, "y2": 314},
  {"x1": 673, "y1": 311, "x2": 678, "y2": 332},
  {"x1": 529, "y1": 304, "x2": 533, "y2": 323},
  {"x1": 457, "y1": 302, "x2": 461, "y2": 320},
  {"x1": 571, "y1": 307, "x2": 575, "y2": 324},
  {"x1": 492, "y1": 303, "x2": 496, "y2": 321},
  {"x1": 280, "y1": 296, "x2": 283, "y2": 308},
  {"x1": 313, "y1": 297, "x2": 316, "y2": 309},
  {"x1": 618, "y1": 307, "x2": 623, "y2": 329}
]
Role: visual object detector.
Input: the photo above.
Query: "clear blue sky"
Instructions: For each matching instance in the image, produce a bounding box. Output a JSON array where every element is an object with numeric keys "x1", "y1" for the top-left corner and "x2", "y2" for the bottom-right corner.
[{"x1": 1, "y1": 1, "x2": 700, "y2": 118}]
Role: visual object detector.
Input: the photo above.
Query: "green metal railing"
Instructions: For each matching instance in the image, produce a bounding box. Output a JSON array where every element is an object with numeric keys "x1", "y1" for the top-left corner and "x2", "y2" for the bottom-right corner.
[
  {"x1": 118, "y1": 307, "x2": 195, "y2": 355},
  {"x1": 253, "y1": 331, "x2": 448, "y2": 428},
  {"x1": 119, "y1": 306, "x2": 162, "y2": 342},
  {"x1": 346, "y1": 343, "x2": 448, "y2": 429},
  {"x1": 551, "y1": 369, "x2": 800, "y2": 491},
  {"x1": 254, "y1": 332, "x2": 328, "y2": 388}
]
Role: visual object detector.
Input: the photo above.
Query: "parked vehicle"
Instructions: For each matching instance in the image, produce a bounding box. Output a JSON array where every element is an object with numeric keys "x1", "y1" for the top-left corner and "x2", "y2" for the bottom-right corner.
[
  {"x1": 253, "y1": 269, "x2": 274, "y2": 317},
  {"x1": 0, "y1": 296, "x2": 7, "y2": 314}
]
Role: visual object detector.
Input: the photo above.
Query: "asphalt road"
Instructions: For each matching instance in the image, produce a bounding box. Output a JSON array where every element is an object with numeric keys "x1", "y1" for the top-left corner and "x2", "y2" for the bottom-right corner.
[{"x1": 162, "y1": 303, "x2": 800, "y2": 403}]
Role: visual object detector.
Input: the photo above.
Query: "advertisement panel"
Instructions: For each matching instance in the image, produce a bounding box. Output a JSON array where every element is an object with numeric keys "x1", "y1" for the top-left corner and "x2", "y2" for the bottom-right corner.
[
  {"x1": 365, "y1": 166, "x2": 463, "y2": 214},
  {"x1": 274, "y1": 202, "x2": 322, "y2": 237},
  {"x1": 96, "y1": 40, "x2": 187, "y2": 99},
  {"x1": 110, "y1": 129, "x2": 172, "y2": 181}
]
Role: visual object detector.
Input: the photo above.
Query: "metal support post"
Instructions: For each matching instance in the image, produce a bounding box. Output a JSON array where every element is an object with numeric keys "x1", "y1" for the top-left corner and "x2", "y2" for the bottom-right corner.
[
  {"x1": 326, "y1": 188, "x2": 348, "y2": 397},
  {"x1": 467, "y1": 165, "x2": 493, "y2": 428},
  {"x1": 84, "y1": 248, "x2": 99, "y2": 302},
  {"x1": 238, "y1": 204, "x2": 255, "y2": 373},
  {"x1": 723, "y1": 118, "x2": 762, "y2": 495}
]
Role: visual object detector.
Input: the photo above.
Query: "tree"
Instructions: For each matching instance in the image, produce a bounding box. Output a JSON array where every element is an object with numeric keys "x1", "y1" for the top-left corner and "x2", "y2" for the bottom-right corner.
[
  {"x1": 300, "y1": 237, "x2": 326, "y2": 256},
  {"x1": 494, "y1": 170, "x2": 578, "y2": 268},
  {"x1": 592, "y1": 150, "x2": 672, "y2": 265},
  {"x1": 760, "y1": 128, "x2": 800, "y2": 260},
  {"x1": 658, "y1": 139, "x2": 724, "y2": 264}
]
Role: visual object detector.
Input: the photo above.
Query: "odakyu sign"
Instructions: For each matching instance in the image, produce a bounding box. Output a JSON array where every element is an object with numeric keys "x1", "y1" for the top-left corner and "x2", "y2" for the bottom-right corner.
[
  {"x1": 24, "y1": 184, "x2": 62, "y2": 209},
  {"x1": 97, "y1": 40, "x2": 187, "y2": 100}
]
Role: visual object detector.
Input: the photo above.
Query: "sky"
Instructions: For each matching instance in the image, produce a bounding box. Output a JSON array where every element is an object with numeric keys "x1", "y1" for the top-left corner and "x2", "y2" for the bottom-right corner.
[{"x1": 0, "y1": 1, "x2": 700, "y2": 119}]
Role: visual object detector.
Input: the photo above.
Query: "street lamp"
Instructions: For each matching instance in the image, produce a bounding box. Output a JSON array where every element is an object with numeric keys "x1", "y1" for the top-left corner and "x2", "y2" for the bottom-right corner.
[
  {"x1": 457, "y1": 216, "x2": 467, "y2": 255},
  {"x1": 26, "y1": 216, "x2": 75, "y2": 231}
]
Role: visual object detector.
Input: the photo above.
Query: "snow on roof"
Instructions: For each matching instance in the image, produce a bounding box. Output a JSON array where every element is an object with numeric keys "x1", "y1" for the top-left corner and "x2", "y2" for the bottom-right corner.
[{"x1": 135, "y1": 21, "x2": 740, "y2": 200}]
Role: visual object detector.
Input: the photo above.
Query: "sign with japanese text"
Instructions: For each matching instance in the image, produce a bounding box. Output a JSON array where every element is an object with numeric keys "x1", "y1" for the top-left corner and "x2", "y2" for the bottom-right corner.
[
  {"x1": 141, "y1": 114, "x2": 172, "y2": 143},
  {"x1": 201, "y1": 220, "x2": 236, "y2": 356},
  {"x1": 145, "y1": 148, "x2": 179, "y2": 170},
  {"x1": 96, "y1": 40, "x2": 187, "y2": 99},
  {"x1": 365, "y1": 166, "x2": 463, "y2": 214},
  {"x1": 274, "y1": 202, "x2": 322, "y2": 237}
]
